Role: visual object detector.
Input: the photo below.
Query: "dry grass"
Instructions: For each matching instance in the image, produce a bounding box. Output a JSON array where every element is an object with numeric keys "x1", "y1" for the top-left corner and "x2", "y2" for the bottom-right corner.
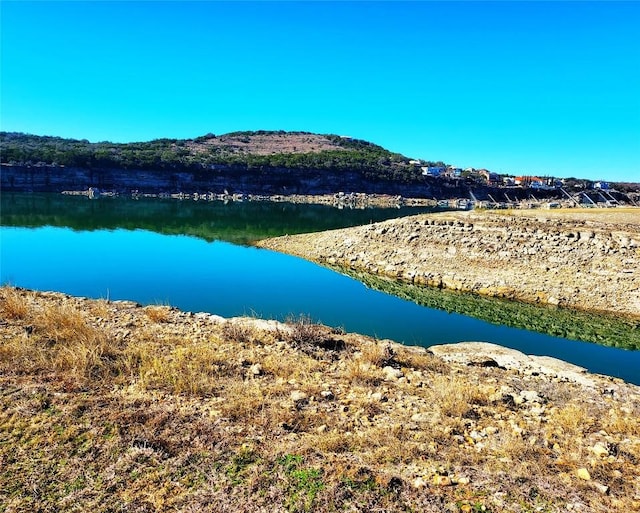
[
  {"x1": 552, "y1": 402, "x2": 593, "y2": 434},
  {"x1": 285, "y1": 314, "x2": 331, "y2": 348},
  {"x1": 427, "y1": 374, "x2": 490, "y2": 417},
  {"x1": 604, "y1": 410, "x2": 640, "y2": 437},
  {"x1": 136, "y1": 340, "x2": 240, "y2": 395},
  {"x1": 144, "y1": 305, "x2": 172, "y2": 323},
  {"x1": 359, "y1": 340, "x2": 394, "y2": 367},
  {"x1": 220, "y1": 320, "x2": 257, "y2": 344},
  {"x1": 344, "y1": 357, "x2": 382, "y2": 386},
  {"x1": 262, "y1": 350, "x2": 323, "y2": 382},
  {"x1": 496, "y1": 206, "x2": 640, "y2": 227},
  {"x1": 394, "y1": 346, "x2": 449, "y2": 373},
  {"x1": 0, "y1": 294, "x2": 117, "y2": 384},
  {"x1": 0, "y1": 285, "x2": 30, "y2": 319},
  {"x1": 88, "y1": 298, "x2": 112, "y2": 318},
  {"x1": 2, "y1": 285, "x2": 640, "y2": 513}
]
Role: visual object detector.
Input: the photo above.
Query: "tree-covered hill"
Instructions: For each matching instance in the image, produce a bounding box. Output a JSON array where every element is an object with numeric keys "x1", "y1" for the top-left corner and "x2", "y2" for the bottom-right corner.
[{"x1": 0, "y1": 131, "x2": 445, "y2": 183}]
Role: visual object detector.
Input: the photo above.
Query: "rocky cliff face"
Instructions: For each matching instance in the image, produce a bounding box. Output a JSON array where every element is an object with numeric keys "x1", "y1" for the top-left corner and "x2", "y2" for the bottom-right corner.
[{"x1": 1, "y1": 163, "x2": 575, "y2": 200}]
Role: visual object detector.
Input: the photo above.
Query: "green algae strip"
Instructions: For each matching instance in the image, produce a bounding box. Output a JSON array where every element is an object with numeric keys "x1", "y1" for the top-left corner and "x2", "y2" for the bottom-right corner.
[{"x1": 340, "y1": 268, "x2": 640, "y2": 351}]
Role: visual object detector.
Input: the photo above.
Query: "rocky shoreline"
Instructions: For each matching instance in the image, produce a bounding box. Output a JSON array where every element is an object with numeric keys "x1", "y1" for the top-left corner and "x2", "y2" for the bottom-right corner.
[
  {"x1": 60, "y1": 189, "x2": 436, "y2": 208},
  {"x1": 1, "y1": 287, "x2": 639, "y2": 511},
  {"x1": 258, "y1": 208, "x2": 640, "y2": 319}
]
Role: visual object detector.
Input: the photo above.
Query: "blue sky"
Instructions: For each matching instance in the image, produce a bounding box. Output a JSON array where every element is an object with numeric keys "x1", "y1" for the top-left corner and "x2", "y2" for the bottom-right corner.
[{"x1": 1, "y1": 1, "x2": 639, "y2": 182}]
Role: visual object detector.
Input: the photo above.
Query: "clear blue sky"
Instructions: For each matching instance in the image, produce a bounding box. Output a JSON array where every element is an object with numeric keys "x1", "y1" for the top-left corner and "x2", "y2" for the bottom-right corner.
[{"x1": 2, "y1": 1, "x2": 639, "y2": 182}]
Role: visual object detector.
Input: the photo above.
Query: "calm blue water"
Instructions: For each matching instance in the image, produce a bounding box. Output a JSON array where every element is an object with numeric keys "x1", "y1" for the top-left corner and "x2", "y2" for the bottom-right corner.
[{"x1": 1, "y1": 225, "x2": 639, "y2": 385}]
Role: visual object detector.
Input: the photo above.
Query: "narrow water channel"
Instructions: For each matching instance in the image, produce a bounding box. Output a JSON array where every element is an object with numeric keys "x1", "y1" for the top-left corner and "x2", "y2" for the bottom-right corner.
[{"x1": 1, "y1": 213, "x2": 639, "y2": 384}]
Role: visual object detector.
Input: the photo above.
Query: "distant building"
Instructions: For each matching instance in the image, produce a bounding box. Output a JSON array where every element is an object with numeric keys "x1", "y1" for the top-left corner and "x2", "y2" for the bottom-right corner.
[
  {"x1": 421, "y1": 166, "x2": 445, "y2": 176},
  {"x1": 594, "y1": 181, "x2": 610, "y2": 190},
  {"x1": 478, "y1": 169, "x2": 501, "y2": 184},
  {"x1": 515, "y1": 176, "x2": 546, "y2": 188},
  {"x1": 445, "y1": 167, "x2": 462, "y2": 178},
  {"x1": 530, "y1": 178, "x2": 546, "y2": 189}
]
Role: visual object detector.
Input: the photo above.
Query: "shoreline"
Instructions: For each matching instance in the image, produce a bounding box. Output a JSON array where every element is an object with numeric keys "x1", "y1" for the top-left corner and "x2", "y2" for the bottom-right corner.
[
  {"x1": 258, "y1": 208, "x2": 640, "y2": 319},
  {"x1": 57, "y1": 188, "x2": 637, "y2": 210},
  {"x1": 2, "y1": 286, "x2": 637, "y2": 385},
  {"x1": 1, "y1": 286, "x2": 639, "y2": 512},
  {"x1": 60, "y1": 188, "x2": 438, "y2": 208}
]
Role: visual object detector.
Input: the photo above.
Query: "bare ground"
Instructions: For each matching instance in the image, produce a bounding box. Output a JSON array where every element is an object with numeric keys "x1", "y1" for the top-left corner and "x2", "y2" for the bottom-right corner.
[
  {"x1": 1, "y1": 287, "x2": 639, "y2": 512},
  {"x1": 185, "y1": 132, "x2": 348, "y2": 156}
]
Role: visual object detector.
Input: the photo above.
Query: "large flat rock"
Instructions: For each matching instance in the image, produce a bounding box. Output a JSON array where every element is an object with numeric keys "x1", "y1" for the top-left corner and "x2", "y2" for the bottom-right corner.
[{"x1": 428, "y1": 341, "x2": 596, "y2": 387}]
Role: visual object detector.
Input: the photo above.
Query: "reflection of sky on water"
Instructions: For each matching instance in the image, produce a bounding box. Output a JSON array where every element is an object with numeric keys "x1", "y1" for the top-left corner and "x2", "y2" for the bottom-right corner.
[{"x1": 1, "y1": 226, "x2": 639, "y2": 385}]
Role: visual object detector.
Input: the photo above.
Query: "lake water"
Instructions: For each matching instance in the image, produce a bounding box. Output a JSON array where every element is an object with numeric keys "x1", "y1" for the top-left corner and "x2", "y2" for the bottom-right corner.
[{"x1": 1, "y1": 193, "x2": 639, "y2": 384}]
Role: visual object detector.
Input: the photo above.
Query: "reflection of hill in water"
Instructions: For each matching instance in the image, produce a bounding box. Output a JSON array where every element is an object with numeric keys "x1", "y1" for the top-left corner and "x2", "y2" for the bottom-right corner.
[
  {"x1": 0, "y1": 193, "x2": 434, "y2": 245},
  {"x1": 345, "y1": 269, "x2": 640, "y2": 351}
]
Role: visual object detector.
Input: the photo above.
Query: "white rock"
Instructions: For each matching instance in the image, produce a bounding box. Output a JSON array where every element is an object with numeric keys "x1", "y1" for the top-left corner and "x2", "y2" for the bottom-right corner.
[
  {"x1": 512, "y1": 394, "x2": 525, "y2": 406},
  {"x1": 591, "y1": 442, "x2": 609, "y2": 458},
  {"x1": 383, "y1": 366, "x2": 403, "y2": 380},
  {"x1": 576, "y1": 468, "x2": 591, "y2": 480},
  {"x1": 290, "y1": 390, "x2": 308, "y2": 403},
  {"x1": 371, "y1": 392, "x2": 384, "y2": 401},
  {"x1": 411, "y1": 413, "x2": 431, "y2": 423},
  {"x1": 520, "y1": 390, "x2": 541, "y2": 403},
  {"x1": 412, "y1": 477, "x2": 427, "y2": 489}
]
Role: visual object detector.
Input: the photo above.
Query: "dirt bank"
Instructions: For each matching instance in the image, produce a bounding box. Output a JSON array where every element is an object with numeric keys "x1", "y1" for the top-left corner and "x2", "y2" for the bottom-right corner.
[
  {"x1": 258, "y1": 208, "x2": 640, "y2": 318},
  {"x1": 1, "y1": 287, "x2": 639, "y2": 512}
]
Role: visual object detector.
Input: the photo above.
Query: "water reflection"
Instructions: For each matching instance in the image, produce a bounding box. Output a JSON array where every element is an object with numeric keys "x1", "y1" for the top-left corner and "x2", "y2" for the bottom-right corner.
[{"x1": 0, "y1": 192, "x2": 435, "y2": 245}]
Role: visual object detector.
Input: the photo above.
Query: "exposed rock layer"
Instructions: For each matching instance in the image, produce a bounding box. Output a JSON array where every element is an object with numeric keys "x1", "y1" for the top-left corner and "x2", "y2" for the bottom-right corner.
[
  {"x1": 258, "y1": 209, "x2": 640, "y2": 318},
  {"x1": 0, "y1": 163, "x2": 584, "y2": 201}
]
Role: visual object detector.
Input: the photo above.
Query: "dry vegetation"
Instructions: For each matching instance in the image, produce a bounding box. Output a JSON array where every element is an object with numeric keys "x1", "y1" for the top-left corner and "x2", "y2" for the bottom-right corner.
[
  {"x1": 186, "y1": 132, "x2": 346, "y2": 156},
  {"x1": 1, "y1": 286, "x2": 639, "y2": 512},
  {"x1": 490, "y1": 206, "x2": 640, "y2": 228}
]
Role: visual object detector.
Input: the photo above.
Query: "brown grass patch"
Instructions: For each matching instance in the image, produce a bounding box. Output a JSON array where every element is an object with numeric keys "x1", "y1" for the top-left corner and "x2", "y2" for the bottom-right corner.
[
  {"x1": 0, "y1": 299, "x2": 117, "y2": 384},
  {"x1": 359, "y1": 341, "x2": 394, "y2": 367},
  {"x1": 0, "y1": 286, "x2": 31, "y2": 319},
  {"x1": 427, "y1": 374, "x2": 489, "y2": 417},
  {"x1": 601, "y1": 406, "x2": 640, "y2": 436},
  {"x1": 221, "y1": 320, "x2": 256, "y2": 344},
  {"x1": 88, "y1": 298, "x2": 112, "y2": 319},
  {"x1": 395, "y1": 346, "x2": 449, "y2": 373},
  {"x1": 135, "y1": 340, "x2": 239, "y2": 395},
  {"x1": 144, "y1": 305, "x2": 172, "y2": 323},
  {"x1": 2, "y1": 286, "x2": 640, "y2": 513},
  {"x1": 354, "y1": 425, "x2": 420, "y2": 465},
  {"x1": 344, "y1": 358, "x2": 381, "y2": 386},
  {"x1": 552, "y1": 402, "x2": 594, "y2": 435},
  {"x1": 285, "y1": 314, "x2": 340, "y2": 350},
  {"x1": 262, "y1": 350, "x2": 322, "y2": 381}
]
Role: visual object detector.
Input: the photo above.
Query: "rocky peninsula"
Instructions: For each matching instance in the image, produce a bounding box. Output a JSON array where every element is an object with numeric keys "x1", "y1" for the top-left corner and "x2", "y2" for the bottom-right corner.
[
  {"x1": 258, "y1": 208, "x2": 640, "y2": 319},
  {"x1": 1, "y1": 286, "x2": 639, "y2": 512}
]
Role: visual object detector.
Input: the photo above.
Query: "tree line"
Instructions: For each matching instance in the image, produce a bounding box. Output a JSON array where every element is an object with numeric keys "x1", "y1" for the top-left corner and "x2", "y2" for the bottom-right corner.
[{"x1": 0, "y1": 131, "x2": 444, "y2": 184}]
